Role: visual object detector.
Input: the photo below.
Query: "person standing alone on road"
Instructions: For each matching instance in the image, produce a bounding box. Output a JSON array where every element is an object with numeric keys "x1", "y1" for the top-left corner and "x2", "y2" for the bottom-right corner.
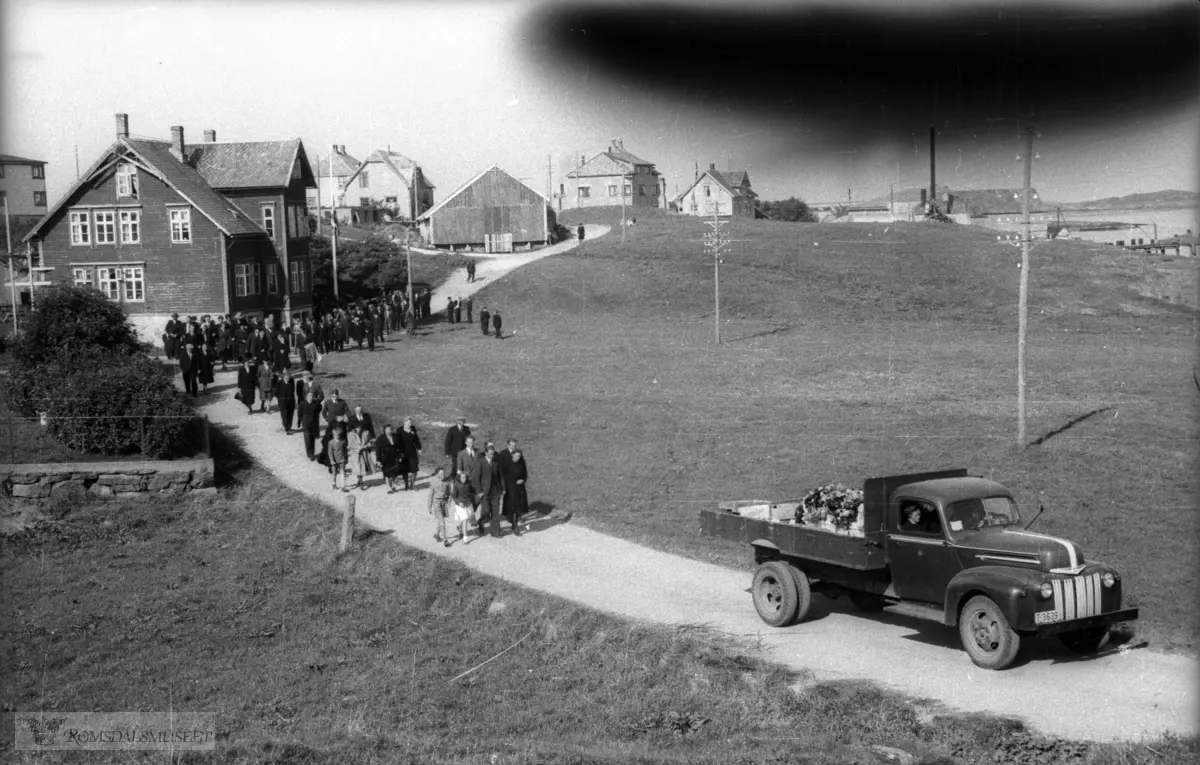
[{"x1": 577, "y1": 223, "x2": 585, "y2": 241}]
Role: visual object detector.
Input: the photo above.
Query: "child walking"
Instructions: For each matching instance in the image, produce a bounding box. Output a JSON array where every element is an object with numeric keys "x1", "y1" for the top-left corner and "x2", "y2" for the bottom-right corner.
[{"x1": 328, "y1": 427, "x2": 348, "y2": 491}]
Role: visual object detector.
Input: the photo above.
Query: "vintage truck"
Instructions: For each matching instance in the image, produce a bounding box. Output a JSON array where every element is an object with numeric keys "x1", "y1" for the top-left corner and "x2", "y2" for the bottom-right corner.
[{"x1": 700, "y1": 469, "x2": 1138, "y2": 670}]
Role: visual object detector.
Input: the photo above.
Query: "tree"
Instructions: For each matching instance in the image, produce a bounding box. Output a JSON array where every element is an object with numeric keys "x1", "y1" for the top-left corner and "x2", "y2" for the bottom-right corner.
[
  {"x1": 8, "y1": 283, "x2": 142, "y2": 366},
  {"x1": 759, "y1": 197, "x2": 816, "y2": 223},
  {"x1": 309, "y1": 234, "x2": 409, "y2": 305}
]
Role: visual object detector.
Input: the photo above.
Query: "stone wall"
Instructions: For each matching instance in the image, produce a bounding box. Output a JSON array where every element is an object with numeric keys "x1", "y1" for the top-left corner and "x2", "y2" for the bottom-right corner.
[{"x1": 0, "y1": 458, "x2": 215, "y2": 502}]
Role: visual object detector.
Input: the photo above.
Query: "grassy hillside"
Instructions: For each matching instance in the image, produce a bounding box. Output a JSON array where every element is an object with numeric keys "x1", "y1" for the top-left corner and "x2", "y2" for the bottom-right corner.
[
  {"x1": 320, "y1": 206, "x2": 1197, "y2": 653},
  {"x1": 2, "y1": 432, "x2": 1195, "y2": 763}
]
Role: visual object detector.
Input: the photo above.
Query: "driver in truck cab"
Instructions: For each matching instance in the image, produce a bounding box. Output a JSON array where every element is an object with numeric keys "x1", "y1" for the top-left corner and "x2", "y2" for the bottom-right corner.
[{"x1": 900, "y1": 503, "x2": 941, "y2": 535}]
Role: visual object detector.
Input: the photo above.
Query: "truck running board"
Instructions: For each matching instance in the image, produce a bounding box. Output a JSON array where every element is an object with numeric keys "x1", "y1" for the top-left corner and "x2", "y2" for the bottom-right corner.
[{"x1": 883, "y1": 601, "x2": 947, "y2": 625}]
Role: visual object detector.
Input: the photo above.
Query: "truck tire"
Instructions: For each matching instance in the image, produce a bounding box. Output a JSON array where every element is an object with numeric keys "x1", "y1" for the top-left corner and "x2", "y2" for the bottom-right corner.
[
  {"x1": 752, "y1": 561, "x2": 800, "y2": 627},
  {"x1": 785, "y1": 564, "x2": 813, "y2": 624},
  {"x1": 849, "y1": 593, "x2": 885, "y2": 612},
  {"x1": 959, "y1": 595, "x2": 1021, "y2": 670},
  {"x1": 1058, "y1": 626, "x2": 1110, "y2": 654}
]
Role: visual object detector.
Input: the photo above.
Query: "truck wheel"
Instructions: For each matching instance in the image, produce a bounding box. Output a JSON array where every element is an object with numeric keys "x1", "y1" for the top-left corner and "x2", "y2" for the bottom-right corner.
[
  {"x1": 959, "y1": 595, "x2": 1021, "y2": 670},
  {"x1": 752, "y1": 561, "x2": 799, "y2": 627},
  {"x1": 849, "y1": 593, "x2": 885, "y2": 612},
  {"x1": 1058, "y1": 627, "x2": 1110, "y2": 654},
  {"x1": 786, "y1": 564, "x2": 813, "y2": 623}
]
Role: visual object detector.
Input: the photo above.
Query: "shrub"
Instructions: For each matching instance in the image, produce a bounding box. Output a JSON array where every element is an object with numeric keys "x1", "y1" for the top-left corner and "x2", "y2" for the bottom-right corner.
[
  {"x1": 4, "y1": 347, "x2": 199, "y2": 458},
  {"x1": 8, "y1": 283, "x2": 141, "y2": 366}
]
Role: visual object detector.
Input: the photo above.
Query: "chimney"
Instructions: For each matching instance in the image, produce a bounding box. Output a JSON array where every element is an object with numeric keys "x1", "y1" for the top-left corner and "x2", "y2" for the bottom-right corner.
[
  {"x1": 709, "y1": 162, "x2": 716, "y2": 171},
  {"x1": 115, "y1": 113, "x2": 129, "y2": 139},
  {"x1": 203, "y1": 129, "x2": 216, "y2": 142},
  {"x1": 170, "y1": 125, "x2": 185, "y2": 159},
  {"x1": 340, "y1": 144, "x2": 346, "y2": 153}
]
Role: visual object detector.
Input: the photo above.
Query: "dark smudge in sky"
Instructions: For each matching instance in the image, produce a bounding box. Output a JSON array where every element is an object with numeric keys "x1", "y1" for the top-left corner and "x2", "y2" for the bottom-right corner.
[{"x1": 524, "y1": 2, "x2": 1199, "y2": 140}]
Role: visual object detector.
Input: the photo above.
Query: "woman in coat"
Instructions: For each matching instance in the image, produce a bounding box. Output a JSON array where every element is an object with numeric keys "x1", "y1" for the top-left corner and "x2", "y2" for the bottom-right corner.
[
  {"x1": 235, "y1": 358, "x2": 257, "y2": 415},
  {"x1": 198, "y1": 343, "x2": 215, "y2": 393},
  {"x1": 256, "y1": 359, "x2": 275, "y2": 413},
  {"x1": 216, "y1": 321, "x2": 232, "y2": 370},
  {"x1": 396, "y1": 417, "x2": 422, "y2": 491},
  {"x1": 375, "y1": 424, "x2": 403, "y2": 493},
  {"x1": 501, "y1": 447, "x2": 529, "y2": 528},
  {"x1": 271, "y1": 333, "x2": 290, "y2": 375},
  {"x1": 346, "y1": 421, "x2": 370, "y2": 491}
]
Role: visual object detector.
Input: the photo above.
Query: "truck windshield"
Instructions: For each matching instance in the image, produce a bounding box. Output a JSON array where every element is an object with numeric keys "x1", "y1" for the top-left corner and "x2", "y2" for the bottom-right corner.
[{"x1": 944, "y1": 496, "x2": 1020, "y2": 535}]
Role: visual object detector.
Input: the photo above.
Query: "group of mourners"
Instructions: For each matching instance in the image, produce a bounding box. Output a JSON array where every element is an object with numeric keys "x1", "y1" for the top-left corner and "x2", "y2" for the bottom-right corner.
[{"x1": 443, "y1": 295, "x2": 505, "y2": 338}]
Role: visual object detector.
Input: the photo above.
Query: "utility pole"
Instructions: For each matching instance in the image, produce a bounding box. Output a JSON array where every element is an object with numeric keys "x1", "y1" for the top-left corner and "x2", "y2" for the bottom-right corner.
[
  {"x1": 1016, "y1": 126, "x2": 1035, "y2": 448},
  {"x1": 703, "y1": 203, "x2": 728, "y2": 345},
  {"x1": 315, "y1": 152, "x2": 322, "y2": 237},
  {"x1": 5, "y1": 198, "x2": 16, "y2": 332},
  {"x1": 330, "y1": 144, "x2": 340, "y2": 302},
  {"x1": 74, "y1": 144, "x2": 80, "y2": 180},
  {"x1": 621, "y1": 168, "x2": 627, "y2": 244}
]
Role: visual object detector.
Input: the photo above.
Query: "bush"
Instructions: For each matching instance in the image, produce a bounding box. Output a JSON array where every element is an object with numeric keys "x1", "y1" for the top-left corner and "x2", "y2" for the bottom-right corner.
[
  {"x1": 5, "y1": 347, "x2": 199, "y2": 458},
  {"x1": 8, "y1": 283, "x2": 141, "y2": 366}
]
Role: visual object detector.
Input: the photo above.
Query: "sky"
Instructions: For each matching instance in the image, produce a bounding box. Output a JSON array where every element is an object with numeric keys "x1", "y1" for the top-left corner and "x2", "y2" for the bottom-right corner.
[{"x1": 2, "y1": 0, "x2": 1197, "y2": 209}]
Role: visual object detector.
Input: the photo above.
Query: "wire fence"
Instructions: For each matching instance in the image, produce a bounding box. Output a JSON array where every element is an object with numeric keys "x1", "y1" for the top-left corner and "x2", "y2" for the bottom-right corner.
[{"x1": 0, "y1": 413, "x2": 210, "y2": 464}]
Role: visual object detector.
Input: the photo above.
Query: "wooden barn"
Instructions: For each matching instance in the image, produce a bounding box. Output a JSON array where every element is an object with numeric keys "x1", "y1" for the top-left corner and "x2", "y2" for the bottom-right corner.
[{"x1": 417, "y1": 165, "x2": 553, "y2": 252}]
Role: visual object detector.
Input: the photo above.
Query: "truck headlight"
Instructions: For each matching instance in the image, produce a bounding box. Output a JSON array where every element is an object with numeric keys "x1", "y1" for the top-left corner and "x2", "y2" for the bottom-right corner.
[
  {"x1": 1101, "y1": 572, "x2": 1115, "y2": 588},
  {"x1": 1039, "y1": 582, "x2": 1054, "y2": 599}
]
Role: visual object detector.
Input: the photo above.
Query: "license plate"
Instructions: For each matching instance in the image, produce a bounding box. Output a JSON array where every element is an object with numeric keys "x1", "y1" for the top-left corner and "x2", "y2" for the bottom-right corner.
[{"x1": 1035, "y1": 610, "x2": 1061, "y2": 625}]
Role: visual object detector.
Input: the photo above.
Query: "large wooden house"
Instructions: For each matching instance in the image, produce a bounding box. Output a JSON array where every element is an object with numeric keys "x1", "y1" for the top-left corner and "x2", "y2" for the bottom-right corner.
[
  {"x1": 675, "y1": 164, "x2": 757, "y2": 218},
  {"x1": 339, "y1": 149, "x2": 435, "y2": 225},
  {"x1": 557, "y1": 139, "x2": 664, "y2": 212},
  {"x1": 23, "y1": 114, "x2": 317, "y2": 343},
  {"x1": 417, "y1": 166, "x2": 552, "y2": 252}
]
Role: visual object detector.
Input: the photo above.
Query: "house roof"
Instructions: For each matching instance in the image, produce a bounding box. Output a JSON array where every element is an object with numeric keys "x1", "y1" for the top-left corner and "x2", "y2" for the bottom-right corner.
[
  {"x1": 0, "y1": 153, "x2": 46, "y2": 166},
  {"x1": 317, "y1": 150, "x2": 361, "y2": 177},
  {"x1": 417, "y1": 165, "x2": 545, "y2": 221},
  {"x1": 565, "y1": 143, "x2": 657, "y2": 178},
  {"x1": 674, "y1": 168, "x2": 756, "y2": 205},
  {"x1": 722, "y1": 170, "x2": 749, "y2": 188},
  {"x1": 24, "y1": 138, "x2": 264, "y2": 242},
  {"x1": 187, "y1": 139, "x2": 307, "y2": 189},
  {"x1": 345, "y1": 149, "x2": 435, "y2": 189}
]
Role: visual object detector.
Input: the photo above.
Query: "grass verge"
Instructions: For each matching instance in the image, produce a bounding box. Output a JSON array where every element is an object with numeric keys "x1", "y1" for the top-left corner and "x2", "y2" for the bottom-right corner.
[{"x1": 1, "y1": 429, "x2": 1195, "y2": 764}]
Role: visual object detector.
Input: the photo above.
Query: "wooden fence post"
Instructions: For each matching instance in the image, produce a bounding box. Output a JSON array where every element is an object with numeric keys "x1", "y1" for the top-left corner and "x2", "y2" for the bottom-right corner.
[{"x1": 339, "y1": 494, "x2": 356, "y2": 555}]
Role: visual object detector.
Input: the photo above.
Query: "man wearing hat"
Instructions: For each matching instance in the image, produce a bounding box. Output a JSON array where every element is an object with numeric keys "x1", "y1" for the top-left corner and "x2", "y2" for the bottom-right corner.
[
  {"x1": 479, "y1": 305, "x2": 490, "y2": 336},
  {"x1": 162, "y1": 313, "x2": 180, "y2": 359},
  {"x1": 443, "y1": 416, "x2": 471, "y2": 475}
]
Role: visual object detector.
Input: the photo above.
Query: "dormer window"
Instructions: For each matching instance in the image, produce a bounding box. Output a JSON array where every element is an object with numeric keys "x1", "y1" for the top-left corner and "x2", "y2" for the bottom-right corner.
[{"x1": 116, "y1": 163, "x2": 139, "y2": 198}]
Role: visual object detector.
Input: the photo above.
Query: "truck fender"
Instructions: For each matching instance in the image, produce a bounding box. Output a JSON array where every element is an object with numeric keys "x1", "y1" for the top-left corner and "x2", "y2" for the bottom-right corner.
[{"x1": 944, "y1": 567, "x2": 1043, "y2": 628}]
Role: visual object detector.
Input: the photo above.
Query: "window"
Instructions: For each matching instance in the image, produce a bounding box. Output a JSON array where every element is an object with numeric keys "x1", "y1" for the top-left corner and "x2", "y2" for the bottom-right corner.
[
  {"x1": 337, "y1": 177, "x2": 347, "y2": 190},
  {"x1": 234, "y1": 263, "x2": 261, "y2": 297},
  {"x1": 654, "y1": 184, "x2": 660, "y2": 196},
  {"x1": 0, "y1": 165, "x2": 5, "y2": 178},
  {"x1": 122, "y1": 266, "x2": 144, "y2": 302},
  {"x1": 31, "y1": 165, "x2": 44, "y2": 179},
  {"x1": 261, "y1": 204, "x2": 275, "y2": 239},
  {"x1": 116, "y1": 163, "x2": 139, "y2": 197},
  {"x1": 96, "y1": 267, "x2": 120, "y2": 300},
  {"x1": 288, "y1": 204, "x2": 306, "y2": 238},
  {"x1": 267, "y1": 263, "x2": 278, "y2": 294},
  {"x1": 607, "y1": 185, "x2": 617, "y2": 197},
  {"x1": 577, "y1": 186, "x2": 590, "y2": 198},
  {"x1": 360, "y1": 197, "x2": 370, "y2": 207},
  {"x1": 639, "y1": 184, "x2": 646, "y2": 197},
  {"x1": 170, "y1": 208, "x2": 191, "y2": 242},
  {"x1": 385, "y1": 196, "x2": 398, "y2": 204},
  {"x1": 72, "y1": 267, "x2": 93, "y2": 287},
  {"x1": 119, "y1": 210, "x2": 140, "y2": 243},
  {"x1": 898, "y1": 500, "x2": 941, "y2": 536},
  {"x1": 0, "y1": 191, "x2": 5, "y2": 206},
  {"x1": 70, "y1": 211, "x2": 90, "y2": 245},
  {"x1": 290, "y1": 259, "x2": 309, "y2": 293},
  {"x1": 33, "y1": 191, "x2": 46, "y2": 206},
  {"x1": 704, "y1": 186, "x2": 711, "y2": 198},
  {"x1": 623, "y1": 183, "x2": 631, "y2": 197},
  {"x1": 291, "y1": 161, "x2": 301, "y2": 180},
  {"x1": 94, "y1": 210, "x2": 116, "y2": 244},
  {"x1": 359, "y1": 171, "x2": 369, "y2": 188}
]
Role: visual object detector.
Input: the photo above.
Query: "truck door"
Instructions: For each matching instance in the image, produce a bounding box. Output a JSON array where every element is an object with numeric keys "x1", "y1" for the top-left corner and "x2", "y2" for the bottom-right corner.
[{"x1": 888, "y1": 498, "x2": 962, "y2": 605}]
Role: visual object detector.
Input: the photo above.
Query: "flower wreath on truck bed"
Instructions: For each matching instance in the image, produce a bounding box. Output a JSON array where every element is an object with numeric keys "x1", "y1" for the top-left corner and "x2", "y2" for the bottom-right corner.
[{"x1": 798, "y1": 484, "x2": 865, "y2": 536}]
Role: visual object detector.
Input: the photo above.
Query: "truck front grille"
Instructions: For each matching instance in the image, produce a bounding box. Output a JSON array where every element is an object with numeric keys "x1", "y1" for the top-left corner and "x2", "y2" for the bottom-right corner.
[{"x1": 1051, "y1": 573, "x2": 1104, "y2": 620}]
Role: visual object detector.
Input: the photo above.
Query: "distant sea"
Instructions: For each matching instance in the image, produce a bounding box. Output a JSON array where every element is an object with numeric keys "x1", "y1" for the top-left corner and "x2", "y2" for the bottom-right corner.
[{"x1": 1059, "y1": 206, "x2": 1199, "y2": 242}]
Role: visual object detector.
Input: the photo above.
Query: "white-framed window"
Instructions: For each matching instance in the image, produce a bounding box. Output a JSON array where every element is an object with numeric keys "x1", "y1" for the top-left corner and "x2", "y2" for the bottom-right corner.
[
  {"x1": 578, "y1": 186, "x2": 590, "y2": 198},
  {"x1": 70, "y1": 210, "x2": 90, "y2": 245},
  {"x1": 170, "y1": 208, "x2": 192, "y2": 242},
  {"x1": 32, "y1": 165, "x2": 44, "y2": 179},
  {"x1": 234, "y1": 263, "x2": 261, "y2": 297},
  {"x1": 607, "y1": 185, "x2": 617, "y2": 197},
  {"x1": 704, "y1": 186, "x2": 711, "y2": 198},
  {"x1": 116, "y1": 163, "x2": 139, "y2": 197},
  {"x1": 639, "y1": 184, "x2": 646, "y2": 197},
  {"x1": 121, "y1": 266, "x2": 144, "y2": 302},
  {"x1": 623, "y1": 183, "x2": 631, "y2": 197},
  {"x1": 72, "y1": 267, "x2": 93, "y2": 287},
  {"x1": 119, "y1": 210, "x2": 140, "y2": 244},
  {"x1": 359, "y1": 172, "x2": 369, "y2": 188},
  {"x1": 33, "y1": 191, "x2": 46, "y2": 206},
  {"x1": 267, "y1": 263, "x2": 278, "y2": 293},
  {"x1": 261, "y1": 204, "x2": 275, "y2": 239},
  {"x1": 96, "y1": 267, "x2": 121, "y2": 300},
  {"x1": 290, "y1": 259, "x2": 309, "y2": 293},
  {"x1": 94, "y1": 210, "x2": 116, "y2": 244}
]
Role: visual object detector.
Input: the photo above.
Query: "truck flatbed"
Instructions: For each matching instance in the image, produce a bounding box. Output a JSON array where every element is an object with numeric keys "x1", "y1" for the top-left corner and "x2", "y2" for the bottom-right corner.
[{"x1": 700, "y1": 507, "x2": 887, "y2": 571}]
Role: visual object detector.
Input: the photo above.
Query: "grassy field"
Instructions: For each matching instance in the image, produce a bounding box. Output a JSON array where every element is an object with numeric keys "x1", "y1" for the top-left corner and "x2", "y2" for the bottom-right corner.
[
  {"x1": 311, "y1": 206, "x2": 1198, "y2": 653},
  {"x1": 1, "y1": 431, "x2": 1194, "y2": 763}
]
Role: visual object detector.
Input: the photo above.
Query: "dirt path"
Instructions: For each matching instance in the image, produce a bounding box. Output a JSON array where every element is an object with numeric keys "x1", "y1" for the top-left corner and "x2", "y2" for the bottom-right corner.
[{"x1": 196, "y1": 221, "x2": 1195, "y2": 744}]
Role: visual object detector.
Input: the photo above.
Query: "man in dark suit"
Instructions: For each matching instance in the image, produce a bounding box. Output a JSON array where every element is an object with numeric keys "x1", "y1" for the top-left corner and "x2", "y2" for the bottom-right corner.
[
  {"x1": 470, "y1": 443, "x2": 506, "y2": 538},
  {"x1": 365, "y1": 306, "x2": 376, "y2": 351},
  {"x1": 454, "y1": 296, "x2": 463, "y2": 323},
  {"x1": 275, "y1": 369, "x2": 297, "y2": 435},
  {"x1": 163, "y1": 313, "x2": 180, "y2": 359},
  {"x1": 465, "y1": 296, "x2": 473, "y2": 324},
  {"x1": 236, "y1": 358, "x2": 257, "y2": 415},
  {"x1": 479, "y1": 305, "x2": 490, "y2": 336},
  {"x1": 443, "y1": 417, "x2": 471, "y2": 474},
  {"x1": 457, "y1": 435, "x2": 481, "y2": 494},
  {"x1": 296, "y1": 390, "x2": 322, "y2": 460},
  {"x1": 491, "y1": 308, "x2": 503, "y2": 339},
  {"x1": 496, "y1": 437, "x2": 520, "y2": 476},
  {"x1": 178, "y1": 341, "x2": 198, "y2": 396}
]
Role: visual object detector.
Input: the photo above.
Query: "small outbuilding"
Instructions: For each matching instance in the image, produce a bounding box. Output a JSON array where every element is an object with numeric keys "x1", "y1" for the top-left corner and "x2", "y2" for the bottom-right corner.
[{"x1": 417, "y1": 165, "x2": 553, "y2": 253}]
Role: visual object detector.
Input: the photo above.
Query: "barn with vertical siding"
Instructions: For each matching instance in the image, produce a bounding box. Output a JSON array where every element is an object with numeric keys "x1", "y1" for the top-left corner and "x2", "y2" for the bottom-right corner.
[{"x1": 417, "y1": 165, "x2": 553, "y2": 252}]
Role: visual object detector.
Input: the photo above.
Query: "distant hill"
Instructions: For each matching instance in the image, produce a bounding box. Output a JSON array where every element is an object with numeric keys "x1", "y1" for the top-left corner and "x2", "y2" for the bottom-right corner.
[{"x1": 1047, "y1": 190, "x2": 1198, "y2": 211}]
